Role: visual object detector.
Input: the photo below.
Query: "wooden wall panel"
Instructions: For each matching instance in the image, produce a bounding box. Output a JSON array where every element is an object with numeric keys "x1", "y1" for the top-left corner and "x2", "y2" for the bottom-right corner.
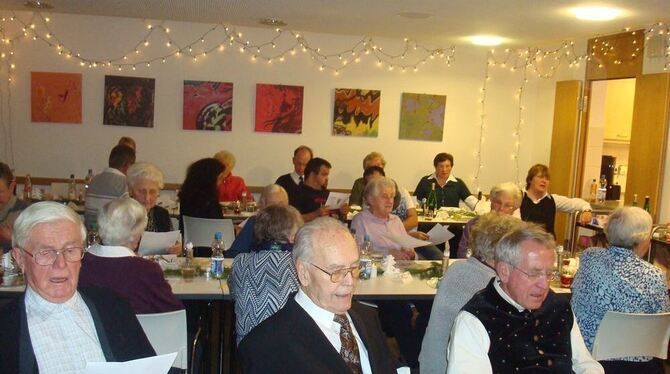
[{"x1": 586, "y1": 30, "x2": 644, "y2": 81}]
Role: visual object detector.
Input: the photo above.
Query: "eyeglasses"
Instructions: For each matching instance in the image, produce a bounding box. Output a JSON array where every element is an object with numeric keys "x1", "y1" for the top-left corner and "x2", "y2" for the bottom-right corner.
[
  {"x1": 309, "y1": 262, "x2": 361, "y2": 283},
  {"x1": 511, "y1": 265, "x2": 559, "y2": 282},
  {"x1": 20, "y1": 246, "x2": 85, "y2": 266}
]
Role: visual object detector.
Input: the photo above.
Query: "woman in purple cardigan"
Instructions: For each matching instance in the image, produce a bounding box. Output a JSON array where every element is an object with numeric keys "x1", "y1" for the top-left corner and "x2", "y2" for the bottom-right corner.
[{"x1": 79, "y1": 196, "x2": 183, "y2": 314}]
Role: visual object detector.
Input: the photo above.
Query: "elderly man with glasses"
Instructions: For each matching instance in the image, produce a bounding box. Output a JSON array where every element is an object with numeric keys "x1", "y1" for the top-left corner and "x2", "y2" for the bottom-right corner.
[
  {"x1": 0, "y1": 202, "x2": 155, "y2": 374},
  {"x1": 238, "y1": 217, "x2": 398, "y2": 374},
  {"x1": 446, "y1": 222, "x2": 603, "y2": 374}
]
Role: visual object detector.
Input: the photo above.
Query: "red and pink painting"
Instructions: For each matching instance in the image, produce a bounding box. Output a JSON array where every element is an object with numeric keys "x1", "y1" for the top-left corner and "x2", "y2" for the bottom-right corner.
[
  {"x1": 183, "y1": 80, "x2": 233, "y2": 131},
  {"x1": 255, "y1": 83, "x2": 304, "y2": 133}
]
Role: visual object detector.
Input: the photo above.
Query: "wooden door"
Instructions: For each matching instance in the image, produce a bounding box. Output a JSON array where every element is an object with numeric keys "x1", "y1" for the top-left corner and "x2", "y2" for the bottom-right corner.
[
  {"x1": 625, "y1": 73, "x2": 670, "y2": 221},
  {"x1": 549, "y1": 81, "x2": 583, "y2": 245}
]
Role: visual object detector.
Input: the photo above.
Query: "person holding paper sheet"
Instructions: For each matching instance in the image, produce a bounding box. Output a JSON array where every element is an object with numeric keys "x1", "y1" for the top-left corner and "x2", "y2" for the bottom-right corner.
[
  {"x1": 294, "y1": 157, "x2": 348, "y2": 223},
  {"x1": 127, "y1": 162, "x2": 180, "y2": 255},
  {"x1": 0, "y1": 202, "x2": 156, "y2": 373},
  {"x1": 79, "y1": 197, "x2": 183, "y2": 314},
  {"x1": 350, "y1": 177, "x2": 416, "y2": 260}
]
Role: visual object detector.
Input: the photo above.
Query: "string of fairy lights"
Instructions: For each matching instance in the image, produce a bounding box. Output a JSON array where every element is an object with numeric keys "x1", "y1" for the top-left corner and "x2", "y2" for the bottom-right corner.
[
  {"x1": 0, "y1": 11, "x2": 456, "y2": 77},
  {"x1": 0, "y1": 10, "x2": 668, "y2": 188}
]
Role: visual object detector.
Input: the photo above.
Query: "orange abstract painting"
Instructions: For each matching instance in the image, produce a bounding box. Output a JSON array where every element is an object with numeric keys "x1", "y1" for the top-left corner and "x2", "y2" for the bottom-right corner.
[{"x1": 31, "y1": 72, "x2": 82, "y2": 123}]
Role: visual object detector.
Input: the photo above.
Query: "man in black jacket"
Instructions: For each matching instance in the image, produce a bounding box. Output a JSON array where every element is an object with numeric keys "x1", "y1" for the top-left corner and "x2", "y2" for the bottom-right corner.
[
  {"x1": 239, "y1": 217, "x2": 398, "y2": 373},
  {"x1": 0, "y1": 202, "x2": 155, "y2": 374}
]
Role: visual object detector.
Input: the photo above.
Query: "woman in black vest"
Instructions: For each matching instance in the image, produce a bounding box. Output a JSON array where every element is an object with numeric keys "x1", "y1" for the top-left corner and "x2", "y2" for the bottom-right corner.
[{"x1": 520, "y1": 164, "x2": 592, "y2": 237}]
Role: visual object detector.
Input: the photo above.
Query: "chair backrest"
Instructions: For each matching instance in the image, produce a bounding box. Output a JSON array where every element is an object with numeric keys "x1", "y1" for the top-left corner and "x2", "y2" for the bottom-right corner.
[
  {"x1": 136, "y1": 309, "x2": 188, "y2": 369},
  {"x1": 182, "y1": 215, "x2": 235, "y2": 250},
  {"x1": 229, "y1": 250, "x2": 299, "y2": 345},
  {"x1": 591, "y1": 311, "x2": 670, "y2": 360}
]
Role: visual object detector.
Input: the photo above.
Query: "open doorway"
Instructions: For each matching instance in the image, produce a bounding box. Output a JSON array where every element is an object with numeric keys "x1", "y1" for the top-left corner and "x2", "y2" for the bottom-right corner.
[{"x1": 581, "y1": 78, "x2": 636, "y2": 205}]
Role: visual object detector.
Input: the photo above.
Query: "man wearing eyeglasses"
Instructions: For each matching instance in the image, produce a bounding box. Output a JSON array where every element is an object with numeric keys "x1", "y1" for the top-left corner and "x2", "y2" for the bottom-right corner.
[
  {"x1": 446, "y1": 222, "x2": 603, "y2": 374},
  {"x1": 238, "y1": 217, "x2": 398, "y2": 373},
  {"x1": 0, "y1": 202, "x2": 155, "y2": 374}
]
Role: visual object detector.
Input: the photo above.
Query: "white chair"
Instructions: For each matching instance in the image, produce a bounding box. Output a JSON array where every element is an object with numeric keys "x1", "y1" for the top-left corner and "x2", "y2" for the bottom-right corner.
[
  {"x1": 182, "y1": 216, "x2": 235, "y2": 250},
  {"x1": 136, "y1": 309, "x2": 188, "y2": 369},
  {"x1": 591, "y1": 311, "x2": 670, "y2": 361}
]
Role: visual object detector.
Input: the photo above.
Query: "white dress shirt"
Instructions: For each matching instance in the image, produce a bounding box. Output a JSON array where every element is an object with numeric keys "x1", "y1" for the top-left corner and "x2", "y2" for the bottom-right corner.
[
  {"x1": 294, "y1": 289, "x2": 372, "y2": 374},
  {"x1": 26, "y1": 287, "x2": 106, "y2": 374},
  {"x1": 290, "y1": 171, "x2": 303, "y2": 185},
  {"x1": 446, "y1": 279, "x2": 603, "y2": 374}
]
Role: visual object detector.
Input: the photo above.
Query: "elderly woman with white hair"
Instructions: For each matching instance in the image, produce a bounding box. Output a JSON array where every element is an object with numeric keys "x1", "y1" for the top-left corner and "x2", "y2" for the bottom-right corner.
[
  {"x1": 214, "y1": 150, "x2": 253, "y2": 203},
  {"x1": 420, "y1": 212, "x2": 521, "y2": 374},
  {"x1": 79, "y1": 197, "x2": 183, "y2": 314},
  {"x1": 571, "y1": 207, "x2": 670, "y2": 374},
  {"x1": 350, "y1": 177, "x2": 416, "y2": 260},
  {"x1": 457, "y1": 182, "x2": 522, "y2": 258}
]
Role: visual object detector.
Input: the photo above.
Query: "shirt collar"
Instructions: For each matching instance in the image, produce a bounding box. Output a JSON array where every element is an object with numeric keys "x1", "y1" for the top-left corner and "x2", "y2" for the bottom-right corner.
[
  {"x1": 25, "y1": 286, "x2": 83, "y2": 322},
  {"x1": 290, "y1": 171, "x2": 302, "y2": 184},
  {"x1": 87, "y1": 244, "x2": 136, "y2": 258},
  {"x1": 361, "y1": 208, "x2": 392, "y2": 223},
  {"x1": 102, "y1": 167, "x2": 125, "y2": 177},
  {"x1": 295, "y1": 288, "x2": 339, "y2": 327},
  {"x1": 493, "y1": 277, "x2": 527, "y2": 312},
  {"x1": 523, "y1": 190, "x2": 550, "y2": 203},
  {"x1": 428, "y1": 173, "x2": 457, "y2": 184}
]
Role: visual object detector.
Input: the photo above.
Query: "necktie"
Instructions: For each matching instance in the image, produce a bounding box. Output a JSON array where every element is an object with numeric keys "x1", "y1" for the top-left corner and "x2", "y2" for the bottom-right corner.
[
  {"x1": 299, "y1": 175, "x2": 304, "y2": 184},
  {"x1": 334, "y1": 314, "x2": 362, "y2": 374}
]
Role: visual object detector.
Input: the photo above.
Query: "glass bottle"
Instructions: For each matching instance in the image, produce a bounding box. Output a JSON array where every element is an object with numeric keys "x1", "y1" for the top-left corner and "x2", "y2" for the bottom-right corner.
[
  {"x1": 643, "y1": 196, "x2": 651, "y2": 213},
  {"x1": 87, "y1": 223, "x2": 100, "y2": 248},
  {"x1": 23, "y1": 174, "x2": 32, "y2": 200},
  {"x1": 632, "y1": 194, "x2": 638, "y2": 207},
  {"x1": 589, "y1": 179, "x2": 598, "y2": 203},
  {"x1": 427, "y1": 182, "x2": 437, "y2": 217},
  {"x1": 68, "y1": 174, "x2": 77, "y2": 201}
]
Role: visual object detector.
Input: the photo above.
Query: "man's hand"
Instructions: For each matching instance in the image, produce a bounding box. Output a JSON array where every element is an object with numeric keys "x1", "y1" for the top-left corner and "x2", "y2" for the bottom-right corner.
[
  {"x1": 409, "y1": 231, "x2": 429, "y2": 241},
  {"x1": 390, "y1": 248, "x2": 416, "y2": 260}
]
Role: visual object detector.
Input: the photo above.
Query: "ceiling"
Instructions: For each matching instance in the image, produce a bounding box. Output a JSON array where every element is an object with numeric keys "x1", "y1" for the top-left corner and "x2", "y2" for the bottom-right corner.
[{"x1": 0, "y1": 0, "x2": 669, "y2": 46}]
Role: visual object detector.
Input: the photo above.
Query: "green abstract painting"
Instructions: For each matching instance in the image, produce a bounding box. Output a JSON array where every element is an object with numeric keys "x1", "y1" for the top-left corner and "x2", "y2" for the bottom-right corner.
[{"x1": 398, "y1": 93, "x2": 446, "y2": 141}]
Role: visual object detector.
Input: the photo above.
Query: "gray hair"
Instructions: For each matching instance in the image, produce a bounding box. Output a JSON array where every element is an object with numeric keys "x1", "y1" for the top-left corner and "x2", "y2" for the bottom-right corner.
[
  {"x1": 495, "y1": 222, "x2": 555, "y2": 266},
  {"x1": 363, "y1": 177, "x2": 395, "y2": 203},
  {"x1": 292, "y1": 217, "x2": 353, "y2": 263},
  {"x1": 470, "y1": 212, "x2": 522, "y2": 263},
  {"x1": 97, "y1": 197, "x2": 147, "y2": 247},
  {"x1": 490, "y1": 182, "x2": 523, "y2": 210},
  {"x1": 12, "y1": 201, "x2": 86, "y2": 249},
  {"x1": 213, "y1": 150, "x2": 236, "y2": 170},
  {"x1": 605, "y1": 207, "x2": 652, "y2": 249},
  {"x1": 254, "y1": 205, "x2": 304, "y2": 243},
  {"x1": 363, "y1": 151, "x2": 386, "y2": 169},
  {"x1": 258, "y1": 184, "x2": 288, "y2": 209},
  {"x1": 127, "y1": 162, "x2": 165, "y2": 189}
]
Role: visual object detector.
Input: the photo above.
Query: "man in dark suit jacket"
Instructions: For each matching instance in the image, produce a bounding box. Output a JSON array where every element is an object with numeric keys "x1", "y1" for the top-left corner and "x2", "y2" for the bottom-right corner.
[
  {"x1": 0, "y1": 201, "x2": 156, "y2": 374},
  {"x1": 275, "y1": 145, "x2": 312, "y2": 207},
  {"x1": 238, "y1": 217, "x2": 398, "y2": 374}
]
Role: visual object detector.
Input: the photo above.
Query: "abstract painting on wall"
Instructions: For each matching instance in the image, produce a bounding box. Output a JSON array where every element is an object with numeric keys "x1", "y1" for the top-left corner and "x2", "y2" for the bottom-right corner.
[
  {"x1": 398, "y1": 92, "x2": 446, "y2": 141},
  {"x1": 333, "y1": 88, "x2": 380, "y2": 137},
  {"x1": 31, "y1": 72, "x2": 82, "y2": 123},
  {"x1": 103, "y1": 75, "x2": 155, "y2": 127},
  {"x1": 183, "y1": 80, "x2": 233, "y2": 131},
  {"x1": 255, "y1": 83, "x2": 304, "y2": 133}
]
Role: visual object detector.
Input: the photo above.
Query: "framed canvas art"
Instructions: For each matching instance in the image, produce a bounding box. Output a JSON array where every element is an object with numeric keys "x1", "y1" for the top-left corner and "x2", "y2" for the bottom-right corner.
[
  {"x1": 255, "y1": 83, "x2": 304, "y2": 133},
  {"x1": 333, "y1": 88, "x2": 380, "y2": 137},
  {"x1": 31, "y1": 72, "x2": 82, "y2": 123},
  {"x1": 398, "y1": 92, "x2": 447, "y2": 141},
  {"x1": 103, "y1": 75, "x2": 155, "y2": 127},
  {"x1": 183, "y1": 80, "x2": 233, "y2": 131}
]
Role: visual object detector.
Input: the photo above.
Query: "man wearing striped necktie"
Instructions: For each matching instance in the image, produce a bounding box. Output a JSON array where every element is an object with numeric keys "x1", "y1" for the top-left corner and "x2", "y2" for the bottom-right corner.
[{"x1": 239, "y1": 217, "x2": 398, "y2": 373}]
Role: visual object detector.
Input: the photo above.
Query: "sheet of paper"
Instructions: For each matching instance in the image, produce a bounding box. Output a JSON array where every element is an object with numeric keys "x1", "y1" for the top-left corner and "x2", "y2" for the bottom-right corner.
[
  {"x1": 138, "y1": 230, "x2": 180, "y2": 255},
  {"x1": 384, "y1": 233, "x2": 432, "y2": 248},
  {"x1": 325, "y1": 192, "x2": 350, "y2": 208},
  {"x1": 84, "y1": 352, "x2": 177, "y2": 374},
  {"x1": 426, "y1": 224, "x2": 455, "y2": 245}
]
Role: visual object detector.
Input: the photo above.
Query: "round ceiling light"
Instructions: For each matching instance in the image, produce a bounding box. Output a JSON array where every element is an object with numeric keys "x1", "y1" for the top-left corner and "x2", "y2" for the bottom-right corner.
[
  {"x1": 571, "y1": 6, "x2": 622, "y2": 21},
  {"x1": 469, "y1": 35, "x2": 505, "y2": 46}
]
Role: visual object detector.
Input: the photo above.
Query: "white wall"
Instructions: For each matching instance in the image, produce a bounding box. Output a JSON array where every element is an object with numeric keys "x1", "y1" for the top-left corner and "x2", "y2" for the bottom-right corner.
[{"x1": 1, "y1": 11, "x2": 574, "y2": 194}]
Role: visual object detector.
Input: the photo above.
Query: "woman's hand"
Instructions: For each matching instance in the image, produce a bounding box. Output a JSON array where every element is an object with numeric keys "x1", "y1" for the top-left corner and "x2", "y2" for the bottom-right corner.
[{"x1": 167, "y1": 241, "x2": 182, "y2": 256}]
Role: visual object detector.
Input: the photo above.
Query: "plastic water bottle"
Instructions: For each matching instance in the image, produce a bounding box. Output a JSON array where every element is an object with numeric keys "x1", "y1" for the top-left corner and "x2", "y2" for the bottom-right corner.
[{"x1": 210, "y1": 232, "x2": 225, "y2": 278}]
